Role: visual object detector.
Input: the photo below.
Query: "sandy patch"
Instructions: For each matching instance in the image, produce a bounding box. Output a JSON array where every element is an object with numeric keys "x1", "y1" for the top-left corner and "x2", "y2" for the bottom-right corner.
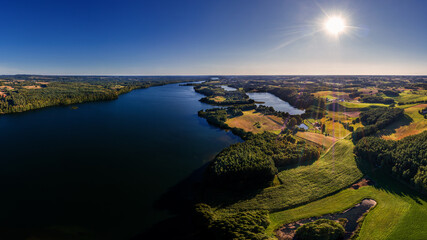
[
  {"x1": 23, "y1": 85, "x2": 42, "y2": 89},
  {"x1": 342, "y1": 111, "x2": 360, "y2": 118},
  {"x1": 0, "y1": 86, "x2": 14, "y2": 90}
]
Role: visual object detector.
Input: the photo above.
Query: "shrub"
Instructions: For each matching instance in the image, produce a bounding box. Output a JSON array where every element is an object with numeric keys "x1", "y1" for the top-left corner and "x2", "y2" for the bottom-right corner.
[
  {"x1": 209, "y1": 210, "x2": 270, "y2": 240},
  {"x1": 295, "y1": 219, "x2": 345, "y2": 240}
]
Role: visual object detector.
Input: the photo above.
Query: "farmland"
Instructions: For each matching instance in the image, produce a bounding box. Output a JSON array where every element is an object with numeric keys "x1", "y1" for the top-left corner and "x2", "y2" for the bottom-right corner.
[{"x1": 225, "y1": 110, "x2": 284, "y2": 134}]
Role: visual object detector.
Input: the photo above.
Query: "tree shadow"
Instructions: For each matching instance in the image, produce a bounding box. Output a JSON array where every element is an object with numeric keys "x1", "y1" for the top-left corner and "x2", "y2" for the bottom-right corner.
[
  {"x1": 355, "y1": 156, "x2": 426, "y2": 205},
  {"x1": 376, "y1": 114, "x2": 413, "y2": 136},
  {"x1": 134, "y1": 162, "x2": 268, "y2": 240}
]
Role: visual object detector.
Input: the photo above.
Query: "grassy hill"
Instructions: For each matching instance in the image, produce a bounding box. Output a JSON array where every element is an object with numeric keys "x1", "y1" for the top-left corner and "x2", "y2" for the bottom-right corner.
[
  {"x1": 219, "y1": 139, "x2": 362, "y2": 211},
  {"x1": 268, "y1": 169, "x2": 427, "y2": 240}
]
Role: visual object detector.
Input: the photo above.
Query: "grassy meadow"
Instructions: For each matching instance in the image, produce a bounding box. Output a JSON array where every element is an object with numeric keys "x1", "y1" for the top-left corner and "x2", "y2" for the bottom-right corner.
[
  {"x1": 268, "y1": 168, "x2": 427, "y2": 240},
  {"x1": 220, "y1": 139, "x2": 362, "y2": 211},
  {"x1": 225, "y1": 110, "x2": 284, "y2": 134},
  {"x1": 382, "y1": 104, "x2": 427, "y2": 140},
  {"x1": 295, "y1": 131, "x2": 337, "y2": 149}
]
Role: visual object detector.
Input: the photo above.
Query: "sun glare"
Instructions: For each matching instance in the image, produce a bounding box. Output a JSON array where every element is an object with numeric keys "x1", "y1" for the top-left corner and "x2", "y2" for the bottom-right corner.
[{"x1": 324, "y1": 16, "x2": 346, "y2": 35}]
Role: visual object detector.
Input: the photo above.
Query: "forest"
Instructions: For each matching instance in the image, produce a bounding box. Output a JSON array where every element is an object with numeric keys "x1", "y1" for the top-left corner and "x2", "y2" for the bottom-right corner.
[
  {"x1": 205, "y1": 132, "x2": 320, "y2": 187},
  {"x1": 352, "y1": 107, "x2": 404, "y2": 140},
  {"x1": 354, "y1": 131, "x2": 427, "y2": 191},
  {"x1": 0, "y1": 75, "x2": 205, "y2": 114}
]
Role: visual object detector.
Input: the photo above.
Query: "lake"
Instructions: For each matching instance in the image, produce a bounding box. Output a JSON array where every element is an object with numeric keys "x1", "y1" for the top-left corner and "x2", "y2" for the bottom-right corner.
[
  {"x1": 221, "y1": 85, "x2": 237, "y2": 91},
  {"x1": 247, "y1": 92, "x2": 305, "y2": 115},
  {"x1": 0, "y1": 83, "x2": 241, "y2": 239}
]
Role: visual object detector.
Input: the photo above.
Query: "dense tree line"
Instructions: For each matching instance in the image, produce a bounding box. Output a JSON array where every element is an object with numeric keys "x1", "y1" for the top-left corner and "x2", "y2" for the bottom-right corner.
[
  {"x1": 380, "y1": 90, "x2": 400, "y2": 97},
  {"x1": 0, "y1": 76, "x2": 198, "y2": 114},
  {"x1": 200, "y1": 96, "x2": 254, "y2": 106},
  {"x1": 398, "y1": 99, "x2": 427, "y2": 105},
  {"x1": 352, "y1": 107, "x2": 404, "y2": 141},
  {"x1": 354, "y1": 131, "x2": 427, "y2": 191},
  {"x1": 194, "y1": 84, "x2": 255, "y2": 106},
  {"x1": 268, "y1": 87, "x2": 324, "y2": 110},
  {"x1": 194, "y1": 203, "x2": 270, "y2": 240},
  {"x1": 205, "y1": 132, "x2": 320, "y2": 187}
]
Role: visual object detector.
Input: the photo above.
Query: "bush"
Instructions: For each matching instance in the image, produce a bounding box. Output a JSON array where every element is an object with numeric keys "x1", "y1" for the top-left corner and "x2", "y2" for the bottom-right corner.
[
  {"x1": 209, "y1": 211, "x2": 270, "y2": 240},
  {"x1": 194, "y1": 203, "x2": 270, "y2": 240},
  {"x1": 295, "y1": 219, "x2": 345, "y2": 240}
]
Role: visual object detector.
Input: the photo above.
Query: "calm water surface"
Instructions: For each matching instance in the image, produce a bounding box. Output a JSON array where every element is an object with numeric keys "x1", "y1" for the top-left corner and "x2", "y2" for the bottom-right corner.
[
  {"x1": 0, "y1": 83, "x2": 241, "y2": 239},
  {"x1": 247, "y1": 92, "x2": 305, "y2": 115},
  {"x1": 221, "y1": 85, "x2": 237, "y2": 91}
]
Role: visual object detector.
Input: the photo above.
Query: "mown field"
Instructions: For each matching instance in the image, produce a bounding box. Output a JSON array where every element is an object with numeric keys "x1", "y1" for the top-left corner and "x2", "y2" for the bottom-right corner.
[
  {"x1": 312, "y1": 91, "x2": 350, "y2": 100},
  {"x1": 225, "y1": 110, "x2": 284, "y2": 134},
  {"x1": 218, "y1": 139, "x2": 362, "y2": 211},
  {"x1": 295, "y1": 131, "x2": 336, "y2": 149},
  {"x1": 338, "y1": 101, "x2": 388, "y2": 109},
  {"x1": 394, "y1": 90, "x2": 427, "y2": 103},
  {"x1": 268, "y1": 169, "x2": 427, "y2": 240},
  {"x1": 382, "y1": 104, "x2": 427, "y2": 140}
]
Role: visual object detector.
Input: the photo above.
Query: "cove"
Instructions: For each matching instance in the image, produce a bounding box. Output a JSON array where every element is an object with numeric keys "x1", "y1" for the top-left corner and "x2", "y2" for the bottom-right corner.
[{"x1": 0, "y1": 83, "x2": 241, "y2": 239}]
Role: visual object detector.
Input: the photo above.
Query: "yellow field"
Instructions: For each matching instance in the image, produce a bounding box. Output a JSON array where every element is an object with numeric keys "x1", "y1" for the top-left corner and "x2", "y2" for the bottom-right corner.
[
  {"x1": 319, "y1": 118, "x2": 351, "y2": 139},
  {"x1": 295, "y1": 131, "x2": 337, "y2": 149},
  {"x1": 209, "y1": 96, "x2": 226, "y2": 102},
  {"x1": 312, "y1": 91, "x2": 350, "y2": 100},
  {"x1": 226, "y1": 110, "x2": 284, "y2": 134},
  {"x1": 382, "y1": 104, "x2": 427, "y2": 140}
]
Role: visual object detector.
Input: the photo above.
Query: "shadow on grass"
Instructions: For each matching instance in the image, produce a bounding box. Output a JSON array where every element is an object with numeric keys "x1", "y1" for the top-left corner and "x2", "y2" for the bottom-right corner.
[
  {"x1": 355, "y1": 156, "x2": 426, "y2": 205},
  {"x1": 135, "y1": 162, "x2": 267, "y2": 239},
  {"x1": 376, "y1": 114, "x2": 413, "y2": 136}
]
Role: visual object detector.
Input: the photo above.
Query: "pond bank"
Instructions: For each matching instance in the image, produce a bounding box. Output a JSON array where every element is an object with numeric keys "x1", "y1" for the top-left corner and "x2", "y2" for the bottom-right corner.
[{"x1": 276, "y1": 199, "x2": 377, "y2": 240}]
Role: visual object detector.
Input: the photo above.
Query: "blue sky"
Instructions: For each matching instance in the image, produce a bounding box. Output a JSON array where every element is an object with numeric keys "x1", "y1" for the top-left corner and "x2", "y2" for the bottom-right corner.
[{"x1": 1, "y1": 0, "x2": 426, "y2": 75}]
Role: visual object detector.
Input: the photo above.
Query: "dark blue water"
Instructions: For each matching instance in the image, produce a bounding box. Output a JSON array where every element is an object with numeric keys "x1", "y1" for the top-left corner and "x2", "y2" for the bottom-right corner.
[{"x1": 0, "y1": 83, "x2": 240, "y2": 239}]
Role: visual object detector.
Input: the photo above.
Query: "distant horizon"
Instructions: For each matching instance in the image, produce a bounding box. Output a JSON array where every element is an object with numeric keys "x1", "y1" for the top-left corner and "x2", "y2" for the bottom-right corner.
[{"x1": 2, "y1": 73, "x2": 427, "y2": 77}]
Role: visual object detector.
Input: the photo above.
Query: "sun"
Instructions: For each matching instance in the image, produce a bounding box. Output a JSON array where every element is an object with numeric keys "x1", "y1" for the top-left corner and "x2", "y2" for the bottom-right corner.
[{"x1": 324, "y1": 16, "x2": 346, "y2": 35}]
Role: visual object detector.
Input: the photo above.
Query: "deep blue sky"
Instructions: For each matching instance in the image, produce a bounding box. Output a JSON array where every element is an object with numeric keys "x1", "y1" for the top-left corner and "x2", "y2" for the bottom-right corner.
[{"x1": 1, "y1": 0, "x2": 426, "y2": 75}]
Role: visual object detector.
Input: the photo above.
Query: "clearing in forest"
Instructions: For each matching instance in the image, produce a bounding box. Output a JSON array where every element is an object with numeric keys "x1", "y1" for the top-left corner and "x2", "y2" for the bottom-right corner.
[
  {"x1": 226, "y1": 110, "x2": 284, "y2": 134},
  {"x1": 312, "y1": 91, "x2": 350, "y2": 100},
  {"x1": 382, "y1": 104, "x2": 427, "y2": 140},
  {"x1": 295, "y1": 131, "x2": 337, "y2": 149}
]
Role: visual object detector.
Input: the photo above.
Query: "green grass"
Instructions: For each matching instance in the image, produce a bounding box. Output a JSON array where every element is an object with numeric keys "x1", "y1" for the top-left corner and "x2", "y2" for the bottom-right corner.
[
  {"x1": 339, "y1": 101, "x2": 388, "y2": 109},
  {"x1": 395, "y1": 90, "x2": 427, "y2": 103},
  {"x1": 221, "y1": 139, "x2": 362, "y2": 211},
  {"x1": 381, "y1": 104, "x2": 427, "y2": 140},
  {"x1": 267, "y1": 169, "x2": 427, "y2": 240}
]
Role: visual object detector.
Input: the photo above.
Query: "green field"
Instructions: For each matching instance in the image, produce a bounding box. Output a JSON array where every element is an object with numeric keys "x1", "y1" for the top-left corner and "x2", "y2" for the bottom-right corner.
[
  {"x1": 338, "y1": 101, "x2": 388, "y2": 109},
  {"x1": 267, "y1": 169, "x2": 427, "y2": 240},
  {"x1": 394, "y1": 90, "x2": 427, "y2": 103},
  {"x1": 220, "y1": 139, "x2": 362, "y2": 211},
  {"x1": 382, "y1": 104, "x2": 427, "y2": 140}
]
